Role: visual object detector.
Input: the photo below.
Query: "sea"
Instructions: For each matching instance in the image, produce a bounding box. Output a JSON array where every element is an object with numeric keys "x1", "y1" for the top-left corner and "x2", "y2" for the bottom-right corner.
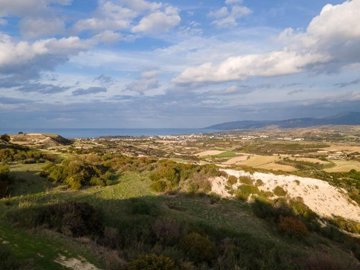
[{"x1": 0, "y1": 128, "x2": 219, "y2": 139}]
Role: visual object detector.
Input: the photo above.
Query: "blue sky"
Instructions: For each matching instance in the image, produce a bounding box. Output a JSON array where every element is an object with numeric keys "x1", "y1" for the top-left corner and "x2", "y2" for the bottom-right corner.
[{"x1": 0, "y1": 0, "x2": 359, "y2": 128}]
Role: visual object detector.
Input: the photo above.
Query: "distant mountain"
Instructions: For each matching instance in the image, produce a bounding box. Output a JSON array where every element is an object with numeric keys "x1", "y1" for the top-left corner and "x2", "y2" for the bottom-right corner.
[{"x1": 206, "y1": 112, "x2": 360, "y2": 130}]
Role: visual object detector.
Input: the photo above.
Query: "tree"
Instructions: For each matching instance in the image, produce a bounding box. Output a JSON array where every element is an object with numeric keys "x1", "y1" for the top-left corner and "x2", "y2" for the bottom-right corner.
[{"x1": 0, "y1": 134, "x2": 10, "y2": 142}]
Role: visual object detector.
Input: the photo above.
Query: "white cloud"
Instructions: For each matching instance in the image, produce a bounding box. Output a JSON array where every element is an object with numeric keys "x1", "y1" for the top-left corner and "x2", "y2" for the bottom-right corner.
[
  {"x1": 0, "y1": 33, "x2": 89, "y2": 76},
  {"x1": 74, "y1": 0, "x2": 180, "y2": 35},
  {"x1": 92, "y1": 30, "x2": 124, "y2": 43},
  {"x1": 176, "y1": 0, "x2": 360, "y2": 84},
  {"x1": 73, "y1": 1, "x2": 136, "y2": 32},
  {"x1": 19, "y1": 17, "x2": 65, "y2": 38},
  {"x1": 132, "y1": 6, "x2": 180, "y2": 34},
  {"x1": 209, "y1": 0, "x2": 251, "y2": 28},
  {"x1": 0, "y1": 0, "x2": 71, "y2": 16}
]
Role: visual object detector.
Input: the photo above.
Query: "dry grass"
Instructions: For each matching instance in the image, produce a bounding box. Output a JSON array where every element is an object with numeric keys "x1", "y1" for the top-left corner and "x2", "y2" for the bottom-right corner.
[{"x1": 324, "y1": 160, "x2": 360, "y2": 172}]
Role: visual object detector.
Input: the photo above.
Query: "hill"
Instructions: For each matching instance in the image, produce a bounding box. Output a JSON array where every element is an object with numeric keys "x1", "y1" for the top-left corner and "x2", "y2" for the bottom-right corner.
[
  {"x1": 207, "y1": 112, "x2": 360, "y2": 130},
  {"x1": 8, "y1": 133, "x2": 72, "y2": 147}
]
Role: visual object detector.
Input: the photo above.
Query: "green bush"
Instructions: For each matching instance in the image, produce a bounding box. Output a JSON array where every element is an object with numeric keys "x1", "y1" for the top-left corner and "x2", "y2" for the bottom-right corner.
[
  {"x1": 42, "y1": 158, "x2": 115, "y2": 189},
  {"x1": 239, "y1": 176, "x2": 253, "y2": 185},
  {"x1": 181, "y1": 232, "x2": 216, "y2": 263},
  {"x1": 0, "y1": 147, "x2": 54, "y2": 163},
  {"x1": 130, "y1": 200, "x2": 159, "y2": 216},
  {"x1": 227, "y1": 176, "x2": 238, "y2": 186},
  {"x1": 128, "y1": 254, "x2": 175, "y2": 270},
  {"x1": 0, "y1": 244, "x2": 20, "y2": 270},
  {"x1": 273, "y1": 186, "x2": 287, "y2": 197},
  {"x1": 33, "y1": 202, "x2": 104, "y2": 237},
  {"x1": 0, "y1": 163, "x2": 13, "y2": 198},
  {"x1": 235, "y1": 185, "x2": 260, "y2": 201},
  {"x1": 150, "y1": 180, "x2": 168, "y2": 192}
]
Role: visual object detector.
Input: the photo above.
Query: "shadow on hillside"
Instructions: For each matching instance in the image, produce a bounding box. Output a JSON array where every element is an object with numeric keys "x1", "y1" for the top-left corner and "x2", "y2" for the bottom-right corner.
[{"x1": 4, "y1": 190, "x2": 360, "y2": 270}]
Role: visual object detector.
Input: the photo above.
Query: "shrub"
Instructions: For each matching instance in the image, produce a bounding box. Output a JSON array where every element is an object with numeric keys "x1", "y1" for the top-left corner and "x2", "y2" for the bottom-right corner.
[
  {"x1": 150, "y1": 180, "x2": 168, "y2": 192},
  {"x1": 0, "y1": 164, "x2": 13, "y2": 198},
  {"x1": 227, "y1": 176, "x2": 237, "y2": 186},
  {"x1": 181, "y1": 232, "x2": 216, "y2": 263},
  {"x1": 273, "y1": 186, "x2": 287, "y2": 197},
  {"x1": 32, "y1": 202, "x2": 104, "y2": 237},
  {"x1": 239, "y1": 176, "x2": 253, "y2": 185},
  {"x1": 127, "y1": 254, "x2": 175, "y2": 270},
  {"x1": 277, "y1": 216, "x2": 309, "y2": 238},
  {"x1": 0, "y1": 244, "x2": 20, "y2": 270},
  {"x1": 235, "y1": 185, "x2": 260, "y2": 201},
  {"x1": 42, "y1": 158, "x2": 115, "y2": 189},
  {"x1": 152, "y1": 218, "x2": 181, "y2": 245},
  {"x1": 288, "y1": 198, "x2": 317, "y2": 221},
  {"x1": 130, "y1": 200, "x2": 158, "y2": 216},
  {"x1": 301, "y1": 253, "x2": 353, "y2": 270},
  {"x1": 0, "y1": 134, "x2": 10, "y2": 142}
]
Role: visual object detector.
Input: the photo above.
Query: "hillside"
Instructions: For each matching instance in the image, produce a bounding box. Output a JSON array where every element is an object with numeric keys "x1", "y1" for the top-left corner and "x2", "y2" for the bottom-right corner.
[
  {"x1": 1, "y1": 129, "x2": 360, "y2": 270},
  {"x1": 9, "y1": 133, "x2": 72, "y2": 148},
  {"x1": 207, "y1": 112, "x2": 360, "y2": 130}
]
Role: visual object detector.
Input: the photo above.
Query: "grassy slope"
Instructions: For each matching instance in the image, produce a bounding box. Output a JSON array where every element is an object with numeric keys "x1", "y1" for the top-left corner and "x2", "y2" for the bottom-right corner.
[{"x1": 0, "y1": 164, "x2": 359, "y2": 269}]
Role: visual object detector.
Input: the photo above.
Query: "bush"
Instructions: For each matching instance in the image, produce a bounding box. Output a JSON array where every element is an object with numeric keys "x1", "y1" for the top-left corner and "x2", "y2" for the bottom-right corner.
[
  {"x1": 30, "y1": 202, "x2": 104, "y2": 237},
  {"x1": 273, "y1": 186, "x2": 287, "y2": 197},
  {"x1": 227, "y1": 176, "x2": 237, "y2": 186},
  {"x1": 152, "y1": 218, "x2": 181, "y2": 245},
  {"x1": 181, "y1": 232, "x2": 216, "y2": 263},
  {"x1": 0, "y1": 134, "x2": 10, "y2": 142},
  {"x1": 130, "y1": 200, "x2": 158, "y2": 216},
  {"x1": 0, "y1": 244, "x2": 20, "y2": 270},
  {"x1": 150, "y1": 180, "x2": 168, "y2": 192},
  {"x1": 0, "y1": 164, "x2": 13, "y2": 198},
  {"x1": 128, "y1": 254, "x2": 175, "y2": 270},
  {"x1": 277, "y1": 216, "x2": 309, "y2": 238},
  {"x1": 301, "y1": 253, "x2": 353, "y2": 270},
  {"x1": 239, "y1": 176, "x2": 253, "y2": 185},
  {"x1": 235, "y1": 185, "x2": 260, "y2": 201},
  {"x1": 42, "y1": 158, "x2": 115, "y2": 189}
]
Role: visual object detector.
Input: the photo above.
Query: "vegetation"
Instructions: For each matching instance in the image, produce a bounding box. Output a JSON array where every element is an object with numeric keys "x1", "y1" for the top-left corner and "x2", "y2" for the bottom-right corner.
[
  {"x1": 1, "y1": 130, "x2": 360, "y2": 270},
  {"x1": 42, "y1": 158, "x2": 116, "y2": 189},
  {"x1": 0, "y1": 244, "x2": 20, "y2": 270},
  {"x1": 0, "y1": 147, "x2": 55, "y2": 164},
  {"x1": 0, "y1": 163, "x2": 14, "y2": 198},
  {"x1": 128, "y1": 254, "x2": 175, "y2": 270}
]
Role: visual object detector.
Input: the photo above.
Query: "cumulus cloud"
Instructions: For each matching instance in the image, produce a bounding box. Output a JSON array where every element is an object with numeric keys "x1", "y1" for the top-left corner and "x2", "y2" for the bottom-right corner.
[
  {"x1": 73, "y1": 1, "x2": 136, "y2": 33},
  {"x1": 72, "y1": 86, "x2": 107, "y2": 96},
  {"x1": 0, "y1": 33, "x2": 90, "y2": 77},
  {"x1": 209, "y1": 0, "x2": 251, "y2": 28},
  {"x1": 176, "y1": 0, "x2": 360, "y2": 84},
  {"x1": 74, "y1": 0, "x2": 180, "y2": 35},
  {"x1": 132, "y1": 6, "x2": 181, "y2": 34}
]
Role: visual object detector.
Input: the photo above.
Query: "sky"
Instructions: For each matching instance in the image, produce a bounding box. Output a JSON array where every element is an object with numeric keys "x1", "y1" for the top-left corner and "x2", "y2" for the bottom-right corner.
[{"x1": 0, "y1": 0, "x2": 360, "y2": 128}]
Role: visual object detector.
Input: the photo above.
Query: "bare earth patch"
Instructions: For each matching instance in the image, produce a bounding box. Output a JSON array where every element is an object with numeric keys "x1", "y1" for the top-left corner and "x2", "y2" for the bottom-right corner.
[
  {"x1": 55, "y1": 255, "x2": 100, "y2": 270},
  {"x1": 197, "y1": 150, "x2": 225, "y2": 157},
  {"x1": 210, "y1": 169, "x2": 360, "y2": 222}
]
